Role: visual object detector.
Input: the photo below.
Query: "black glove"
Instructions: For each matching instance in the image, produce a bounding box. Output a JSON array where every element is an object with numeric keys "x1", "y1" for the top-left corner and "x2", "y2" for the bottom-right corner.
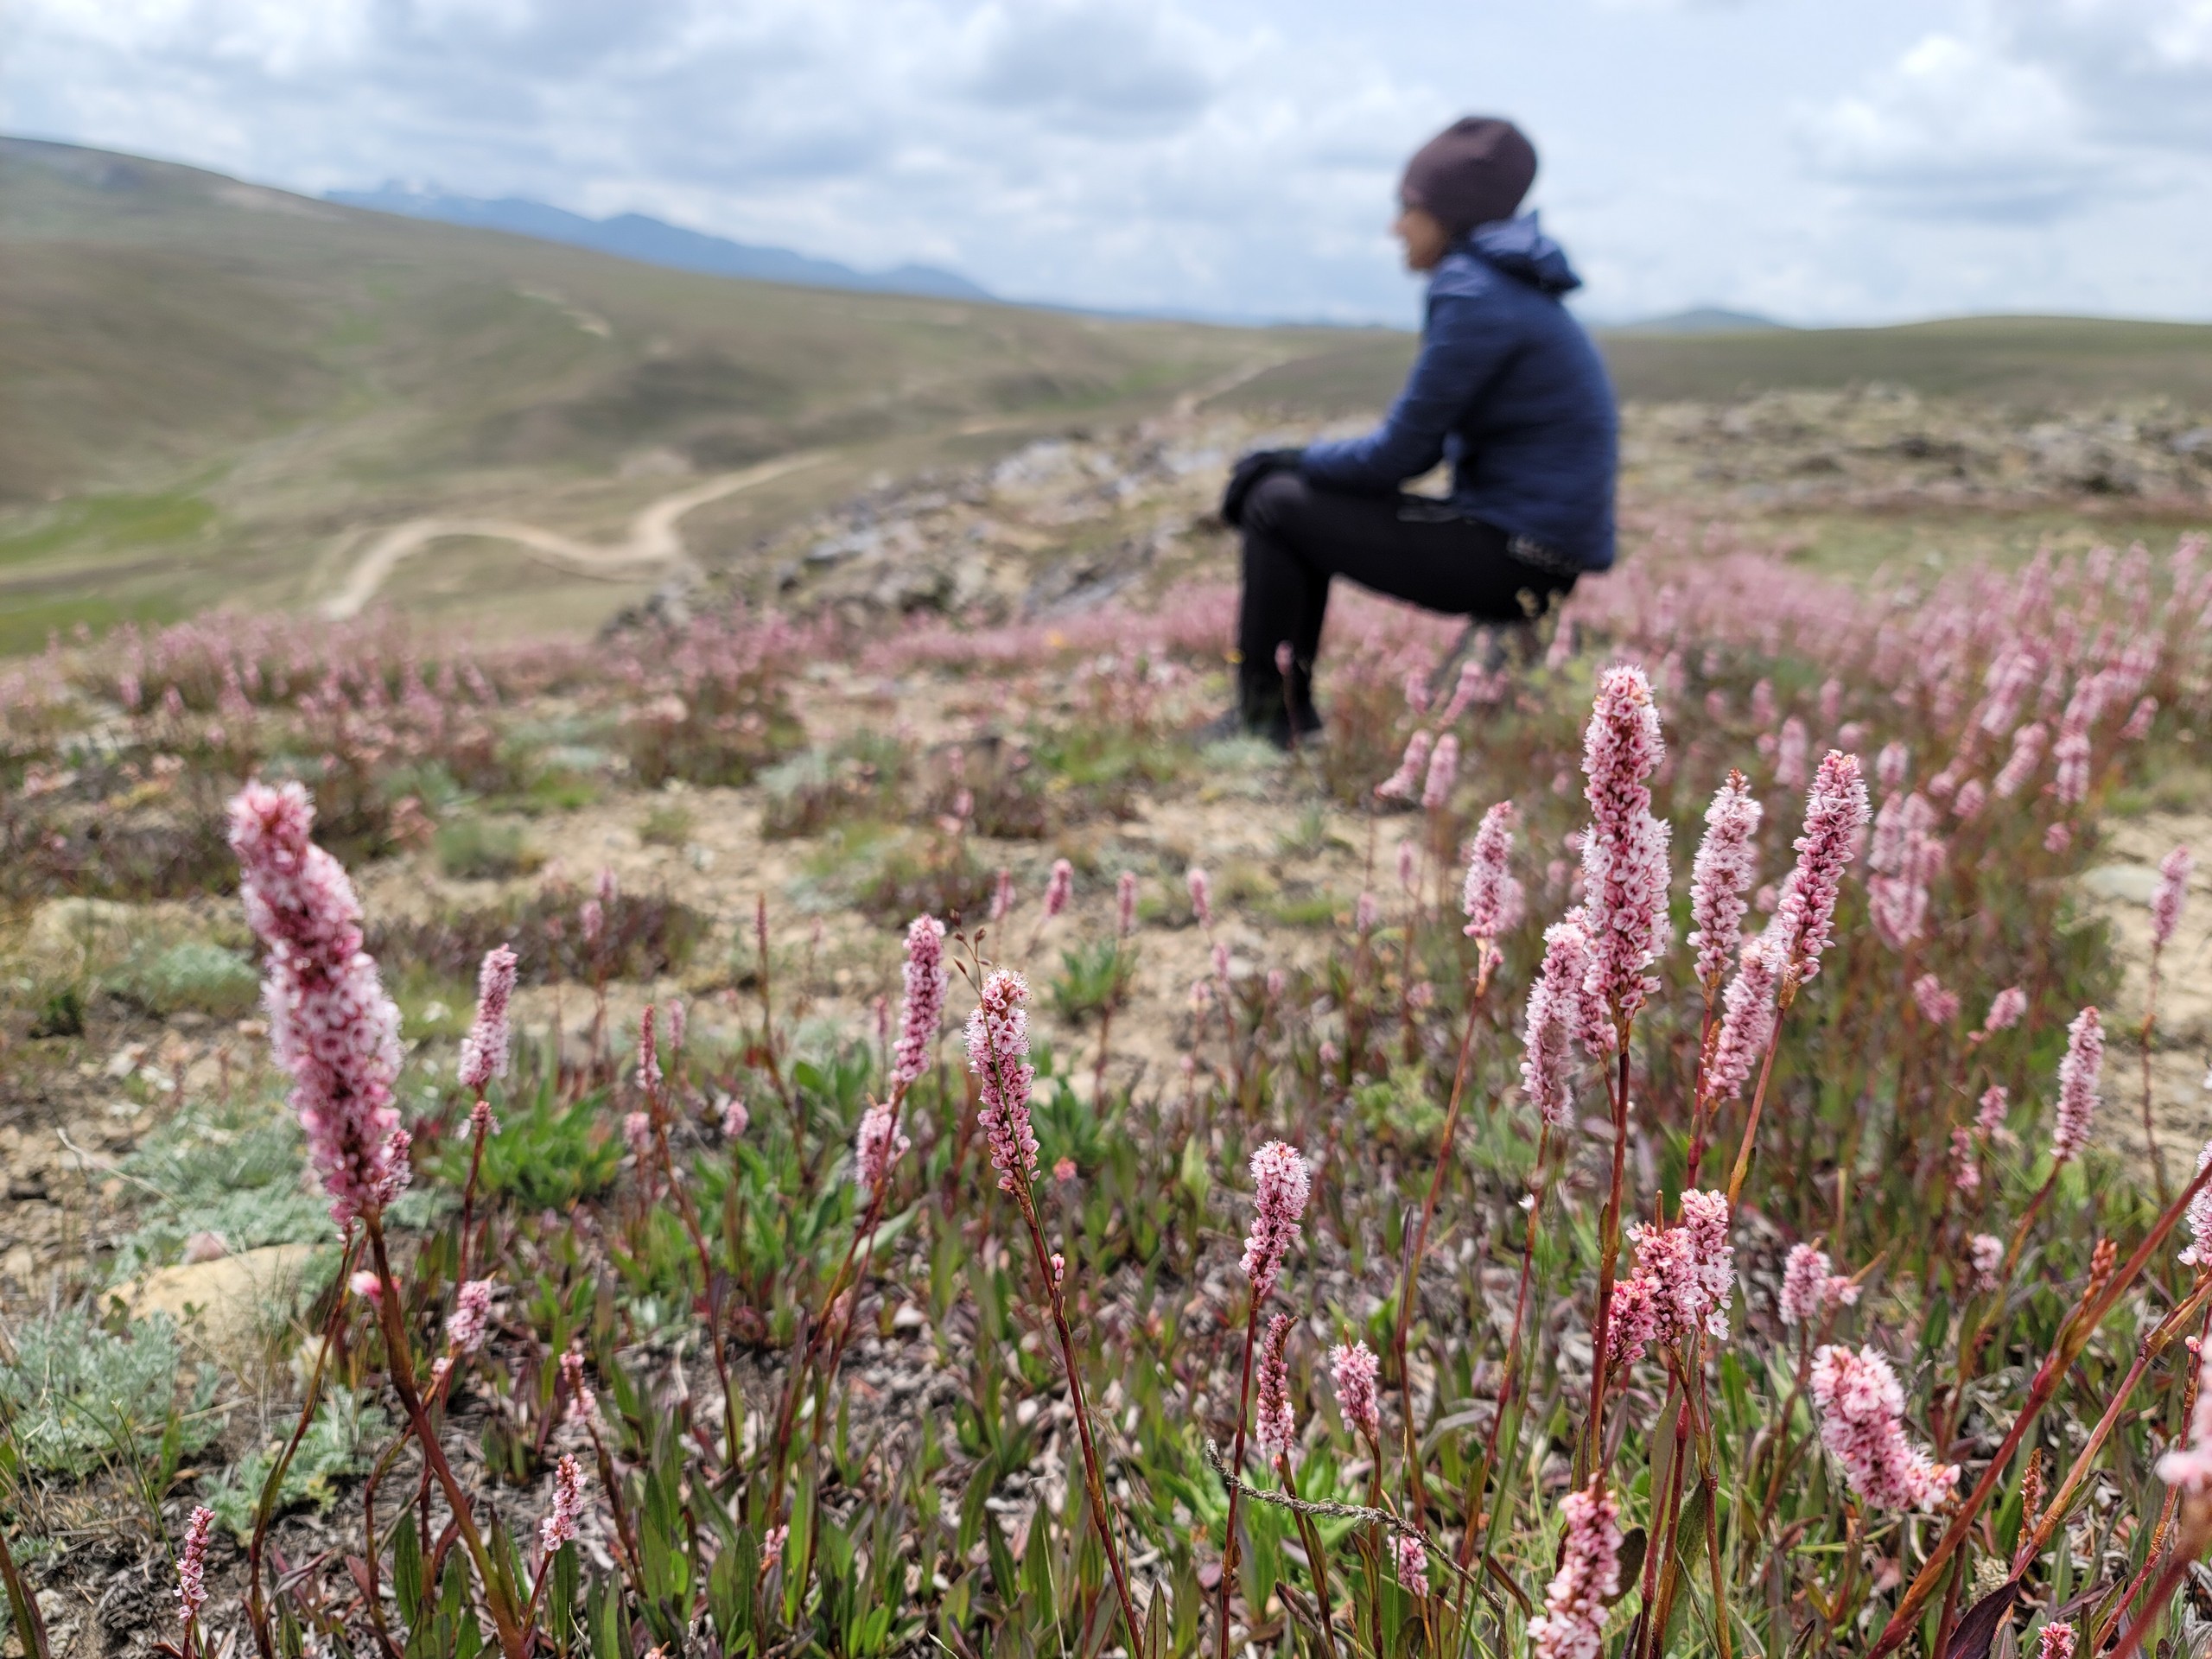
[{"x1": 1219, "y1": 448, "x2": 1305, "y2": 529}]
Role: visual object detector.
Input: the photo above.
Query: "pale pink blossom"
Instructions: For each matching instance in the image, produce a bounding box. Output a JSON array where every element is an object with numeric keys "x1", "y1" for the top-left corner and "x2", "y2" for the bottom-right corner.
[
  {"x1": 1395, "y1": 1532, "x2": 1430, "y2": 1599},
  {"x1": 1705, "y1": 936, "x2": 1780, "y2": 1103},
  {"x1": 2037, "y1": 1623, "x2": 2076, "y2": 1659},
  {"x1": 1623, "y1": 1189, "x2": 1733, "y2": 1347},
  {"x1": 561, "y1": 1350, "x2": 596, "y2": 1424},
  {"x1": 1521, "y1": 920, "x2": 1592, "y2": 1128},
  {"x1": 540, "y1": 1452, "x2": 586, "y2": 1554},
  {"x1": 1187, "y1": 866, "x2": 1212, "y2": 929},
  {"x1": 762, "y1": 1524, "x2": 789, "y2": 1571},
  {"x1": 458, "y1": 944, "x2": 518, "y2": 1095},
  {"x1": 580, "y1": 897, "x2": 604, "y2": 946},
  {"x1": 2045, "y1": 820, "x2": 2074, "y2": 854},
  {"x1": 1778, "y1": 1243, "x2": 1857, "y2": 1327},
  {"x1": 350, "y1": 1268, "x2": 383, "y2": 1300},
  {"x1": 1970, "y1": 1233, "x2": 2003, "y2": 1294},
  {"x1": 1355, "y1": 891, "x2": 1379, "y2": 933},
  {"x1": 1529, "y1": 1478, "x2": 1622, "y2": 1659},
  {"x1": 2123, "y1": 696, "x2": 2158, "y2": 741},
  {"x1": 1982, "y1": 987, "x2": 2028, "y2": 1036},
  {"x1": 1993, "y1": 722, "x2": 2048, "y2": 798},
  {"x1": 1254, "y1": 1313, "x2": 1295, "y2": 1459},
  {"x1": 1951, "y1": 1129, "x2": 1981, "y2": 1197},
  {"x1": 1421, "y1": 733, "x2": 1459, "y2": 810},
  {"x1": 1688, "y1": 771, "x2": 1761, "y2": 995},
  {"x1": 989, "y1": 868, "x2": 1015, "y2": 923},
  {"x1": 2050, "y1": 1006, "x2": 2104, "y2": 1163},
  {"x1": 721, "y1": 1094, "x2": 749, "y2": 1139},
  {"x1": 1116, "y1": 870, "x2": 1137, "y2": 938},
  {"x1": 2153, "y1": 846, "x2": 2192, "y2": 949},
  {"x1": 1330, "y1": 1340, "x2": 1380, "y2": 1441},
  {"x1": 1809, "y1": 1344, "x2": 1958, "y2": 1510},
  {"x1": 623, "y1": 1111, "x2": 652, "y2": 1159},
  {"x1": 1913, "y1": 975, "x2": 1961, "y2": 1026},
  {"x1": 1776, "y1": 715, "x2": 1809, "y2": 790},
  {"x1": 967, "y1": 970, "x2": 1039, "y2": 1194},
  {"x1": 1774, "y1": 752, "x2": 1870, "y2": 989},
  {"x1": 446, "y1": 1277, "x2": 495, "y2": 1355},
  {"x1": 2050, "y1": 730, "x2": 2091, "y2": 804},
  {"x1": 1375, "y1": 730, "x2": 1433, "y2": 801},
  {"x1": 1954, "y1": 779, "x2": 1987, "y2": 819},
  {"x1": 1460, "y1": 801, "x2": 1523, "y2": 939},
  {"x1": 637, "y1": 1005, "x2": 662, "y2": 1095},
  {"x1": 1241, "y1": 1141, "x2": 1310, "y2": 1301},
  {"x1": 2179, "y1": 1141, "x2": 2212, "y2": 1268},
  {"x1": 667, "y1": 997, "x2": 684, "y2": 1054},
  {"x1": 228, "y1": 781, "x2": 408, "y2": 1224},
  {"x1": 891, "y1": 915, "x2": 948, "y2": 1090},
  {"x1": 1976, "y1": 1085, "x2": 2010, "y2": 1137},
  {"x1": 176, "y1": 1505, "x2": 213, "y2": 1629},
  {"x1": 1607, "y1": 1274, "x2": 1660, "y2": 1370},
  {"x1": 1397, "y1": 838, "x2": 1419, "y2": 893},
  {"x1": 2156, "y1": 1385, "x2": 2212, "y2": 1493},
  {"x1": 853, "y1": 1100, "x2": 910, "y2": 1193},
  {"x1": 1043, "y1": 858, "x2": 1073, "y2": 919},
  {"x1": 1876, "y1": 741, "x2": 1910, "y2": 793},
  {"x1": 1579, "y1": 665, "x2": 1673, "y2": 1025}
]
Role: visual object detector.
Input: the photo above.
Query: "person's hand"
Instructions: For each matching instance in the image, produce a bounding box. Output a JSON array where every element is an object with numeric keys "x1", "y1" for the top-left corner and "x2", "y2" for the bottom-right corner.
[{"x1": 1219, "y1": 448, "x2": 1304, "y2": 529}]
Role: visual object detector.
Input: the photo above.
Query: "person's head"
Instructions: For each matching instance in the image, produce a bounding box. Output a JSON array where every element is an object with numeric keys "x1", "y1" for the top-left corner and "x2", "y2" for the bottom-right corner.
[{"x1": 1393, "y1": 116, "x2": 1538, "y2": 271}]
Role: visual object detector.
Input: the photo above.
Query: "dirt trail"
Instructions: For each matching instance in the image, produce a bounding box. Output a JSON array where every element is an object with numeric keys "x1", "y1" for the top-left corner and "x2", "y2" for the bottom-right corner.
[{"x1": 321, "y1": 450, "x2": 829, "y2": 620}]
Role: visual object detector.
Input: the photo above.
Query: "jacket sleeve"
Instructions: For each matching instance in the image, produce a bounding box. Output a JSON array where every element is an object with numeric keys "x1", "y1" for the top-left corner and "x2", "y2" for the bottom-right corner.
[{"x1": 1300, "y1": 292, "x2": 1518, "y2": 493}]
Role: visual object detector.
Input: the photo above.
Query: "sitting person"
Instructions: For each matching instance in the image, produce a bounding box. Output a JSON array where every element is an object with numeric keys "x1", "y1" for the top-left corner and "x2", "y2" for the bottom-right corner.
[{"x1": 1211, "y1": 115, "x2": 1618, "y2": 747}]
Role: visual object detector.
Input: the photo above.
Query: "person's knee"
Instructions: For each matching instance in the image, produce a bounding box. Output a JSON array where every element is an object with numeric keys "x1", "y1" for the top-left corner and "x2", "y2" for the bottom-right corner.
[{"x1": 1241, "y1": 468, "x2": 1307, "y2": 536}]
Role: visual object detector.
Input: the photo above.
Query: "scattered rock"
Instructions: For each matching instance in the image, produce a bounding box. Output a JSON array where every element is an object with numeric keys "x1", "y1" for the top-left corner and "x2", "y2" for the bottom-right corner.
[{"x1": 120, "y1": 1243, "x2": 320, "y2": 1371}]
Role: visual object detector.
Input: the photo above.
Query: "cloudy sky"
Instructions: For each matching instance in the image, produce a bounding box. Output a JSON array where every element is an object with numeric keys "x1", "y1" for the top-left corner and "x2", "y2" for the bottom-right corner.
[{"x1": 5, "y1": 0, "x2": 2211, "y2": 327}]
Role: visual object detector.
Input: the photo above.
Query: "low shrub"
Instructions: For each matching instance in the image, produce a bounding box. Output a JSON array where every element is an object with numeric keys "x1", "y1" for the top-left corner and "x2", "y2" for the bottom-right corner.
[{"x1": 434, "y1": 816, "x2": 544, "y2": 880}]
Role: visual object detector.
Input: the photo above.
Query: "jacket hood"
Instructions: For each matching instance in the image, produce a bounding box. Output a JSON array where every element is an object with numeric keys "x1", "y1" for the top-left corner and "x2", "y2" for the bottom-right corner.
[{"x1": 1457, "y1": 213, "x2": 1580, "y2": 296}]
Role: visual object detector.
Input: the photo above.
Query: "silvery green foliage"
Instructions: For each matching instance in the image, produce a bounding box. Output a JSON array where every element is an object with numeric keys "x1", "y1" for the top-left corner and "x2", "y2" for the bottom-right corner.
[
  {"x1": 0, "y1": 1309, "x2": 220, "y2": 1477},
  {"x1": 203, "y1": 1388, "x2": 390, "y2": 1541}
]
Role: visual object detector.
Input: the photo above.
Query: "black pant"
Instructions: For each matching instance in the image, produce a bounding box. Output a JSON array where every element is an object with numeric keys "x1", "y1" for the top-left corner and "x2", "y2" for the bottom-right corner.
[{"x1": 1236, "y1": 471, "x2": 1576, "y2": 716}]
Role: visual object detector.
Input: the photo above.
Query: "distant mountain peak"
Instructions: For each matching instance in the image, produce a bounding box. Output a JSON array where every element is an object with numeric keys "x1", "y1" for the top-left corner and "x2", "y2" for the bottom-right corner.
[
  {"x1": 1608, "y1": 306, "x2": 1794, "y2": 335},
  {"x1": 323, "y1": 185, "x2": 994, "y2": 303}
]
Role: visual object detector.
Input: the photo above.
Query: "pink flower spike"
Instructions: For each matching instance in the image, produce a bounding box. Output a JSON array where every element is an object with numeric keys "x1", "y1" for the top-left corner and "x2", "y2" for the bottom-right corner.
[
  {"x1": 176, "y1": 1505, "x2": 213, "y2": 1629},
  {"x1": 1460, "y1": 800, "x2": 1523, "y2": 940},
  {"x1": 1982, "y1": 986, "x2": 2028, "y2": 1035},
  {"x1": 1688, "y1": 771, "x2": 1761, "y2": 995},
  {"x1": 622, "y1": 1111, "x2": 652, "y2": 1159},
  {"x1": 967, "y1": 970, "x2": 1039, "y2": 1193},
  {"x1": 1395, "y1": 1532, "x2": 1430, "y2": 1599},
  {"x1": 1911, "y1": 974, "x2": 1961, "y2": 1027},
  {"x1": 891, "y1": 915, "x2": 948, "y2": 1091},
  {"x1": 1421, "y1": 733, "x2": 1459, "y2": 810},
  {"x1": 1521, "y1": 920, "x2": 1592, "y2": 1128},
  {"x1": 1255, "y1": 1313, "x2": 1295, "y2": 1459},
  {"x1": 1331, "y1": 1340, "x2": 1380, "y2": 1441},
  {"x1": 853, "y1": 1099, "x2": 911, "y2": 1194},
  {"x1": 1375, "y1": 729, "x2": 1433, "y2": 800},
  {"x1": 1529, "y1": 1478, "x2": 1622, "y2": 1659},
  {"x1": 1043, "y1": 857, "x2": 1073, "y2": 920},
  {"x1": 227, "y1": 780, "x2": 408, "y2": 1224},
  {"x1": 1809, "y1": 1344, "x2": 1958, "y2": 1511},
  {"x1": 350, "y1": 1269, "x2": 383, "y2": 1301},
  {"x1": 446, "y1": 1277, "x2": 495, "y2": 1355},
  {"x1": 458, "y1": 944, "x2": 517, "y2": 1094},
  {"x1": 989, "y1": 868, "x2": 1015, "y2": 923},
  {"x1": 2037, "y1": 1624, "x2": 2076, "y2": 1659},
  {"x1": 2153, "y1": 846, "x2": 2192, "y2": 949},
  {"x1": 1578, "y1": 664, "x2": 1673, "y2": 1025},
  {"x1": 1779, "y1": 1243, "x2": 1833, "y2": 1328},
  {"x1": 2050, "y1": 1006, "x2": 2104, "y2": 1163},
  {"x1": 1116, "y1": 870, "x2": 1138, "y2": 938},
  {"x1": 2178, "y1": 1141, "x2": 2212, "y2": 1267},
  {"x1": 1187, "y1": 866, "x2": 1212, "y2": 929},
  {"x1": 1774, "y1": 751, "x2": 1870, "y2": 991},
  {"x1": 2157, "y1": 1385, "x2": 2212, "y2": 1493},
  {"x1": 637, "y1": 1005, "x2": 661, "y2": 1096},
  {"x1": 1975, "y1": 1085, "x2": 2010, "y2": 1137},
  {"x1": 1706, "y1": 936, "x2": 1780, "y2": 1104},
  {"x1": 540, "y1": 1452, "x2": 586, "y2": 1555},
  {"x1": 721, "y1": 1094, "x2": 750, "y2": 1139},
  {"x1": 561, "y1": 1349, "x2": 597, "y2": 1424},
  {"x1": 1970, "y1": 1232, "x2": 2003, "y2": 1293},
  {"x1": 1241, "y1": 1141, "x2": 1310, "y2": 1302}
]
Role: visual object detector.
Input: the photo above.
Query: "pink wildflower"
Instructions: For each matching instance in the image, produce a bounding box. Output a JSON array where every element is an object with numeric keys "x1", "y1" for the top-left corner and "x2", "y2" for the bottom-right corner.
[
  {"x1": 1982, "y1": 987, "x2": 2028, "y2": 1036},
  {"x1": 2123, "y1": 696, "x2": 2158, "y2": 741},
  {"x1": 1460, "y1": 800, "x2": 1523, "y2": 939},
  {"x1": 1993, "y1": 721, "x2": 2048, "y2": 798},
  {"x1": 2045, "y1": 820, "x2": 2074, "y2": 854},
  {"x1": 1688, "y1": 771, "x2": 1761, "y2": 995},
  {"x1": 1970, "y1": 1233, "x2": 2003, "y2": 1293},
  {"x1": 854, "y1": 1099, "x2": 910, "y2": 1193},
  {"x1": 540, "y1": 1452, "x2": 585, "y2": 1554},
  {"x1": 1116, "y1": 870, "x2": 1137, "y2": 938},
  {"x1": 1529, "y1": 1478, "x2": 1622, "y2": 1659},
  {"x1": 580, "y1": 898, "x2": 604, "y2": 946},
  {"x1": 2037, "y1": 1624, "x2": 2076, "y2": 1659},
  {"x1": 458, "y1": 944, "x2": 517, "y2": 1095},
  {"x1": 967, "y1": 970, "x2": 1039, "y2": 1193},
  {"x1": 176, "y1": 1504, "x2": 213, "y2": 1629},
  {"x1": 1241, "y1": 1141, "x2": 1310, "y2": 1301},
  {"x1": 1607, "y1": 1274, "x2": 1659, "y2": 1369},
  {"x1": 763, "y1": 1524, "x2": 789, "y2": 1570},
  {"x1": 227, "y1": 780, "x2": 407, "y2": 1224},
  {"x1": 2154, "y1": 846, "x2": 2192, "y2": 949},
  {"x1": 1395, "y1": 1532, "x2": 1430, "y2": 1599},
  {"x1": 1913, "y1": 975, "x2": 1961, "y2": 1027},
  {"x1": 561, "y1": 1349, "x2": 596, "y2": 1424},
  {"x1": 891, "y1": 915, "x2": 948, "y2": 1090},
  {"x1": 1777, "y1": 715, "x2": 1809, "y2": 790},
  {"x1": 1705, "y1": 936, "x2": 1780, "y2": 1103},
  {"x1": 667, "y1": 997, "x2": 684, "y2": 1054},
  {"x1": 2157, "y1": 1385, "x2": 2212, "y2": 1493},
  {"x1": 623, "y1": 1111, "x2": 652, "y2": 1158},
  {"x1": 1520, "y1": 919, "x2": 1591, "y2": 1128},
  {"x1": 2050, "y1": 730, "x2": 2091, "y2": 804},
  {"x1": 1043, "y1": 858, "x2": 1073, "y2": 920},
  {"x1": 721, "y1": 1094, "x2": 749, "y2": 1139},
  {"x1": 1354, "y1": 892, "x2": 1378, "y2": 933},
  {"x1": 1579, "y1": 664, "x2": 1673, "y2": 1025},
  {"x1": 2178, "y1": 1141, "x2": 2212, "y2": 1267},
  {"x1": 637, "y1": 1005, "x2": 661, "y2": 1095},
  {"x1": 1255, "y1": 1313, "x2": 1295, "y2": 1459},
  {"x1": 2050, "y1": 1006, "x2": 2104, "y2": 1163},
  {"x1": 1808, "y1": 1344, "x2": 1958, "y2": 1510},
  {"x1": 1421, "y1": 733, "x2": 1459, "y2": 810},
  {"x1": 1951, "y1": 1129, "x2": 1981, "y2": 1196},
  {"x1": 989, "y1": 868, "x2": 1015, "y2": 923},
  {"x1": 1375, "y1": 730, "x2": 1433, "y2": 800},
  {"x1": 1624, "y1": 1189, "x2": 1733, "y2": 1346},
  {"x1": 1774, "y1": 751, "x2": 1870, "y2": 989},
  {"x1": 1955, "y1": 778, "x2": 1988, "y2": 820},
  {"x1": 1187, "y1": 866, "x2": 1212, "y2": 929},
  {"x1": 1876, "y1": 741, "x2": 1910, "y2": 792},
  {"x1": 1976, "y1": 1085, "x2": 2010, "y2": 1137},
  {"x1": 1330, "y1": 1340, "x2": 1380, "y2": 1441},
  {"x1": 1779, "y1": 1243, "x2": 1856, "y2": 1327},
  {"x1": 350, "y1": 1268, "x2": 383, "y2": 1301},
  {"x1": 446, "y1": 1277, "x2": 494, "y2": 1355}
]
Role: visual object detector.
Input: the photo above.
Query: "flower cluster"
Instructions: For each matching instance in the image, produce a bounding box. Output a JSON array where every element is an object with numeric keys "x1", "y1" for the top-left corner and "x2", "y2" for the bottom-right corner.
[
  {"x1": 853, "y1": 1099, "x2": 911, "y2": 1194},
  {"x1": 1809, "y1": 1344, "x2": 1959, "y2": 1510},
  {"x1": 1460, "y1": 799, "x2": 1524, "y2": 940},
  {"x1": 176, "y1": 1504, "x2": 213, "y2": 1629},
  {"x1": 1528, "y1": 1478, "x2": 1621, "y2": 1659},
  {"x1": 541, "y1": 1452, "x2": 586, "y2": 1554},
  {"x1": 2050, "y1": 1006, "x2": 2104, "y2": 1163},
  {"x1": 1331, "y1": 1340, "x2": 1381, "y2": 1442},
  {"x1": 457, "y1": 944, "x2": 517, "y2": 1095},
  {"x1": 1255, "y1": 1313, "x2": 1295, "y2": 1459},
  {"x1": 1705, "y1": 937, "x2": 1780, "y2": 1103},
  {"x1": 1687, "y1": 771, "x2": 1760, "y2": 995},
  {"x1": 228, "y1": 781, "x2": 408, "y2": 1224},
  {"x1": 1578, "y1": 664, "x2": 1672, "y2": 1025},
  {"x1": 1773, "y1": 752, "x2": 1871, "y2": 989},
  {"x1": 1521, "y1": 921, "x2": 1592, "y2": 1127},
  {"x1": 1241, "y1": 1141, "x2": 1311, "y2": 1302},
  {"x1": 891, "y1": 915, "x2": 948, "y2": 1090},
  {"x1": 446, "y1": 1277, "x2": 495, "y2": 1355},
  {"x1": 1614, "y1": 1191, "x2": 1734, "y2": 1363},
  {"x1": 2154, "y1": 845, "x2": 2193, "y2": 949},
  {"x1": 1778, "y1": 1243, "x2": 1859, "y2": 1327},
  {"x1": 967, "y1": 970, "x2": 1039, "y2": 1193}
]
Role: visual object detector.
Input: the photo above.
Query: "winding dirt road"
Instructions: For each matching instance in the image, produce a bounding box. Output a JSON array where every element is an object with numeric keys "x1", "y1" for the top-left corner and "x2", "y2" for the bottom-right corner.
[{"x1": 321, "y1": 450, "x2": 828, "y2": 620}]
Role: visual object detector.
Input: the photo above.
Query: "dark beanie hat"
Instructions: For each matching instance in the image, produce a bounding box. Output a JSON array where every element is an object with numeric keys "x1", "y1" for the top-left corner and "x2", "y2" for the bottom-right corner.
[{"x1": 1400, "y1": 117, "x2": 1537, "y2": 234}]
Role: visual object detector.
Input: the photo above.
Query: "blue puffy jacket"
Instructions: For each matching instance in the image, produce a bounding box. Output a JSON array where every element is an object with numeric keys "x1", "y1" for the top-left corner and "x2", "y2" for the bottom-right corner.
[{"x1": 1300, "y1": 214, "x2": 1618, "y2": 572}]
